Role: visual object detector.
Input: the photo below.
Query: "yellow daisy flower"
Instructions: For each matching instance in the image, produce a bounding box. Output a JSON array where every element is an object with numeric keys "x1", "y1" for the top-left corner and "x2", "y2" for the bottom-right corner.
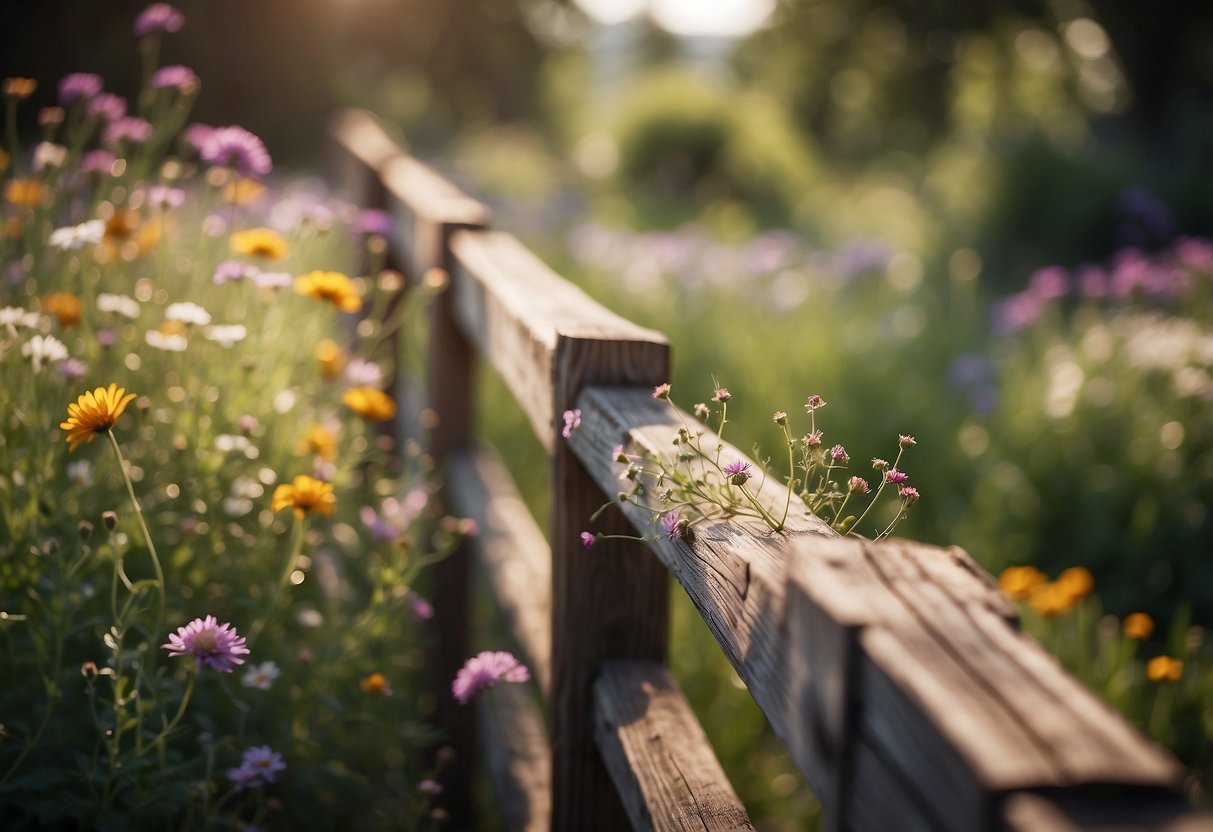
[
  {"x1": 342, "y1": 386, "x2": 396, "y2": 422},
  {"x1": 271, "y1": 475, "x2": 336, "y2": 518},
  {"x1": 314, "y1": 339, "x2": 346, "y2": 378},
  {"x1": 60, "y1": 384, "x2": 138, "y2": 451},
  {"x1": 230, "y1": 227, "x2": 287, "y2": 260},
  {"x1": 295, "y1": 270, "x2": 362, "y2": 313},
  {"x1": 298, "y1": 425, "x2": 338, "y2": 461}
]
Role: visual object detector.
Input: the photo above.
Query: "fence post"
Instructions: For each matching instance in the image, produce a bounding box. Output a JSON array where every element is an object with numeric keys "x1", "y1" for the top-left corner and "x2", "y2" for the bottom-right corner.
[{"x1": 550, "y1": 335, "x2": 671, "y2": 830}]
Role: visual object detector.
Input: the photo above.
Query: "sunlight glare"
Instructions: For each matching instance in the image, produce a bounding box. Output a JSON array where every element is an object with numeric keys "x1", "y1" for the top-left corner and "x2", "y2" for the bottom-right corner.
[{"x1": 575, "y1": 0, "x2": 775, "y2": 36}]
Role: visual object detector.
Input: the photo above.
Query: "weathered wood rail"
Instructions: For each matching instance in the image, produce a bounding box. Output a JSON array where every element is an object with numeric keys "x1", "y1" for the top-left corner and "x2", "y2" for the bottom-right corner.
[{"x1": 327, "y1": 109, "x2": 1213, "y2": 831}]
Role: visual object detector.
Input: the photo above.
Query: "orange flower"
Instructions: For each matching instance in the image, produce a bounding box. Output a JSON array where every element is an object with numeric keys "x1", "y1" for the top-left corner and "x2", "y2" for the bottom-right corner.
[
  {"x1": 5, "y1": 178, "x2": 45, "y2": 208},
  {"x1": 314, "y1": 339, "x2": 346, "y2": 378},
  {"x1": 298, "y1": 425, "x2": 338, "y2": 461},
  {"x1": 295, "y1": 270, "x2": 362, "y2": 313},
  {"x1": 1123, "y1": 612, "x2": 1155, "y2": 641},
  {"x1": 1146, "y1": 655, "x2": 1183, "y2": 683},
  {"x1": 60, "y1": 384, "x2": 138, "y2": 451},
  {"x1": 998, "y1": 565, "x2": 1047, "y2": 601},
  {"x1": 230, "y1": 227, "x2": 287, "y2": 260},
  {"x1": 1027, "y1": 582, "x2": 1078, "y2": 619},
  {"x1": 342, "y1": 386, "x2": 396, "y2": 422},
  {"x1": 3, "y1": 77, "x2": 37, "y2": 99},
  {"x1": 42, "y1": 292, "x2": 84, "y2": 328},
  {"x1": 360, "y1": 672, "x2": 392, "y2": 697},
  {"x1": 1055, "y1": 566, "x2": 1094, "y2": 601},
  {"x1": 271, "y1": 475, "x2": 336, "y2": 518}
]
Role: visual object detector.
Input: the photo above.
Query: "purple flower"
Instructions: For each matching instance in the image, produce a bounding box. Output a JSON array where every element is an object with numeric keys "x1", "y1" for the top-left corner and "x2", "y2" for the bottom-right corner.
[
  {"x1": 344, "y1": 358, "x2": 384, "y2": 388},
  {"x1": 451, "y1": 651, "x2": 530, "y2": 705},
  {"x1": 182, "y1": 123, "x2": 215, "y2": 153},
  {"x1": 58, "y1": 72, "x2": 103, "y2": 105},
  {"x1": 406, "y1": 590, "x2": 434, "y2": 621},
  {"x1": 830, "y1": 444, "x2": 849, "y2": 463},
  {"x1": 561, "y1": 408, "x2": 581, "y2": 439},
  {"x1": 226, "y1": 745, "x2": 285, "y2": 790},
  {"x1": 86, "y1": 93, "x2": 127, "y2": 122},
  {"x1": 201, "y1": 125, "x2": 272, "y2": 178},
  {"x1": 81, "y1": 149, "x2": 117, "y2": 176},
  {"x1": 213, "y1": 259, "x2": 260, "y2": 284},
  {"x1": 886, "y1": 469, "x2": 909, "y2": 484},
  {"x1": 57, "y1": 358, "x2": 88, "y2": 380},
  {"x1": 723, "y1": 460, "x2": 752, "y2": 486},
  {"x1": 899, "y1": 486, "x2": 920, "y2": 503},
  {"x1": 580, "y1": 531, "x2": 595, "y2": 549},
  {"x1": 990, "y1": 292, "x2": 1042, "y2": 334},
  {"x1": 805, "y1": 430, "x2": 822, "y2": 447},
  {"x1": 661, "y1": 510, "x2": 689, "y2": 541},
  {"x1": 161, "y1": 615, "x2": 249, "y2": 672},
  {"x1": 151, "y1": 64, "x2": 197, "y2": 92},
  {"x1": 847, "y1": 476, "x2": 869, "y2": 494},
  {"x1": 252, "y1": 271, "x2": 294, "y2": 289},
  {"x1": 146, "y1": 185, "x2": 186, "y2": 210},
  {"x1": 805, "y1": 394, "x2": 826, "y2": 411},
  {"x1": 354, "y1": 209, "x2": 392, "y2": 237},
  {"x1": 104, "y1": 116, "x2": 153, "y2": 147},
  {"x1": 713, "y1": 387, "x2": 731, "y2": 403},
  {"x1": 134, "y1": 3, "x2": 185, "y2": 37},
  {"x1": 1027, "y1": 266, "x2": 1069, "y2": 301}
]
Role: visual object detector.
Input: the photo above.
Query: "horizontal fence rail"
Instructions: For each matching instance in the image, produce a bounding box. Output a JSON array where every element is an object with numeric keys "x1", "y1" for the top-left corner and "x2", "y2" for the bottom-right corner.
[{"x1": 326, "y1": 109, "x2": 1213, "y2": 832}]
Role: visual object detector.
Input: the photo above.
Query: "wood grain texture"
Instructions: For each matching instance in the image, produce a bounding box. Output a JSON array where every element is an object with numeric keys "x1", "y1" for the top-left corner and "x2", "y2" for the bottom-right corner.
[
  {"x1": 1001, "y1": 790, "x2": 1213, "y2": 832},
  {"x1": 566, "y1": 385, "x2": 836, "y2": 804},
  {"x1": 446, "y1": 444, "x2": 552, "y2": 696},
  {"x1": 326, "y1": 109, "x2": 401, "y2": 208},
  {"x1": 593, "y1": 660, "x2": 755, "y2": 832},
  {"x1": 448, "y1": 230, "x2": 668, "y2": 453},
  {"x1": 478, "y1": 680, "x2": 552, "y2": 832}
]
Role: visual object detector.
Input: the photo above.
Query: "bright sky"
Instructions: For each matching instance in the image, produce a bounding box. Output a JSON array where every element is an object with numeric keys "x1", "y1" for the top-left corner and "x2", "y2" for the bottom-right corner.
[{"x1": 574, "y1": 0, "x2": 776, "y2": 37}]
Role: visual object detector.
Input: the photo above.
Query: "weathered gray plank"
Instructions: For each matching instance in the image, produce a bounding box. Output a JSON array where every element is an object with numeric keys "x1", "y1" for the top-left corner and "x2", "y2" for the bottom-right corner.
[
  {"x1": 566, "y1": 385, "x2": 835, "y2": 804},
  {"x1": 847, "y1": 735, "x2": 944, "y2": 832},
  {"x1": 593, "y1": 660, "x2": 755, "y2": 832},
  {"x1": 477, "y1": 681, "x2": 552, "y2": 832},
  {"x1": 446, "y1": 443, "x2": 552, "y2": 696},
  {"x1": 448, "y1": 230, "x2": 668, "y2": 453},
  {"x1": 1001, "y1": 790, "x2": 1213, "y2": 832},
  {"x1": 382, "y1": 155, "x2": 489, "y2": 281}
]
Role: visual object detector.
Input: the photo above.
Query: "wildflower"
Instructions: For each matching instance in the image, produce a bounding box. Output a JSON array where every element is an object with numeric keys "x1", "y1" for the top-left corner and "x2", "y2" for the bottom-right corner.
[
  {"x1": 360, "y1": 672, "x2": 393, "y2": 697},
  {"x1": 103, "y1": 116, "x2": 153, "y2": 147},
  {"x1": 418, "y1": 779, "x2": 443, "y2": 796},
  {"x1": 1146, "y1": 656, "x2": 1183, "y2": 683},
  {"x1": 6, "y1": 178, "x2": 45, "y2": 207},
  {"x1": 580, "y1": 531, "x2": 595, "y2": 549},
  {"x1": 898, "y1": 434, "x2": 917, "y2": 449},
  {"x1": 201, "y1": 125, "x2": 272, "y2": 178},
  {"x1": 135, "y1": 3, "x2": 185, "y2": 36},
  {"x1": 998, "y1": 565, "x2": 1047, "y2": 600},
  {"x1": 661, "y1": 510, "x2": 690, "y2": 541},
  {"x1": 298, "y1": 425, "x2": 338, "y2": 461},
  {"x1": 227, "y1": 746, "x2": 286, "y2": 790},
  {"x1": 694, "y1": 403, "x2": 710, "y2": 419},
  {"x1": 86, "y1": 93, "x2": 126, "y2": 123},
  {"x1": 354, "y1": 209, "x2": 392, "y2": 237},
  {"x1": 22, "y1": 334, "x2": 68, "y2": 373},
  {"x1": 295, "y1": 270, "x2": 362, "y2": 312},
  {"x1": 203, "y1": 324, "x2": 247, "y2": 348},
  {"x1": 253, "y1": 270, "x2": 293, "y2": 289},
  {"x1": 230, "y1": 227, "x2": 287, "y2": 260},
  {"x1": 451, "y1": 651, "x2": 530, "y2": 705},
  {"x1": 871, "y1": 458, "x2": 889, "y2": 471},
  {"x1": 342, "y1": 386, "x2": 397, "y2": 421},
  {"x1": 898, "y1": 486, "x2": 920, "y2": 503},
  {"x1": 1123, "y1": 612, "x2": 1155, "y2": 641},
  {"x1": 272, "y1": 475, "x2": 336, "y2": 518},
  {"x1": 58, "y1": 72, "x2": 103, "y2": 105},
  {"x1": 66, "y1": 459, "x2": 92, "y2": 487},
  {"x1": 652, "y1": 383, "x2": 671, "y2": 400},
  {"x1": 161, "y1": 615, "x2": 249, "y2": 672},
  {"x1": 81, "y1": 149, "x2": 117, "y2": 176},
  {"x1": 829, "y1": 444, "x2": 849, "y2": 463},
  {"x1": 0, "y1": 306, "x2": 40, "y2": 333},
  {"x1": 96, "y1": 293, "x2": 140, "y2": 319},
  {"x1": 562, "y1": 408, "x2": 581, "y2": 439},
  {"x1": 773, "y1": 411, "x2": 788, "y2": 425},
  {"x1": 723, "y1": 460, "x2": 752, "y2": 486},
  {"x1": 847, "y1": 476, "x2": 869, "y2": 494},
  {"x1": 150, "y1": 65, "x2": 197, "y2": 92},
  {"x1": 60, "y1": 384, "x2": 137, "y2": 451},
  {"x1": 343, "y1": 358, "x2": 384, "y2": 388},
  {"x1": 713, "y1": 387, "x2": 731, "y2": 402},
  {"x1": 32, "y1": 142, "x2": 68, "y2": 170},
  {"x1": 885, "y1": 469, "x2": 909, "y2": 484},
  {"x1": 146, "y1": 325, "x2": 187, "y2": 352},
  {"x1": 212, "y1": 259, "x2": 258, "y2": 284},
  {"x1": 242, "y1": 661, "x2": 281, "y2": 690},
  {"x1": 165, "y1": 301, "x2": 212, "y2": 326},
  {"x1": 146, "y1": 185, "x2": 187, "y2": 210},
  {"x1": 805, "y1": 394, "x2": 826, "y2": 411},
  {"x1": 1055, "y1": 566, "x2": 1094, "y2": 601},
  {"x1": 49, "y1": 219, "x2": 105, "y2": 250},
  {"x1": 3, "y1": 77, "x2": 36, "y2": 99},
  {"x1": 222, "y1": 177, "x2": 267, "y2": 205},
  {"x1": 1028, "y1": 582, "x2": 1076, "y2": 619},
  {"x1": 406, "y1": 590, "x2": 434, "y2": 621},
  {"x1": 804, "y1": 430, "x2": 822, "y2": 447}
]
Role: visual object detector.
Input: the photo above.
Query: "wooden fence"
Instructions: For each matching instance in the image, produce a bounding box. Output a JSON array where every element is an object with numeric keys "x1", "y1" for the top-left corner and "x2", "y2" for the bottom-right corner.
[{"x1": 326, "y1": 109, "x2": 1212, "y2": 832}]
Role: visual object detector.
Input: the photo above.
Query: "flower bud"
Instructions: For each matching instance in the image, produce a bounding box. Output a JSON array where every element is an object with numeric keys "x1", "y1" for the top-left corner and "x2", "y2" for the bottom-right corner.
[
  {"x1": 78, "y1": 519, "x2": 94, "y2": 541},
  {"x1": 772, "y1": 411, "x2": 788, "y2": 425},
  {"x1": 102, "y1": 510, "x2": 118, "y2": 530},
  {"x1": 899, "y1": 434, "x2": 917, "y2": 449}
]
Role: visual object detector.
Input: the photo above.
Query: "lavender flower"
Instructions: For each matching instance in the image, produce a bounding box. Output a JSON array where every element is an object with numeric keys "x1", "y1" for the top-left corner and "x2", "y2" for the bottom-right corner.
[
  {"x1": 86, "y1": 92, "x2": 127, "y2": 122},
  {"x1": 181, "y1": 123, "x2": 215, "y2": 153},
  {"x1": 886, "y1": 469, "x2": 909, "y2": 484},
  {"x1": 134, "y1": 3, "x2": 185, "y2": 37},
  {"x1": 151, "y1": 65, "x2": 197, "y2": 92},
  {"x1": 406, "y1": 590, "x2": 434, "y2": 621},
  {"x1": 451, "y1": 651, "x2": 530, "y2": 705},
  {"x1": 847, "y1": 476, "x2": 870, "y2": 494},
  {"x1": 103, "y1": 116, "x2": 153, "y2": 147},
  {"x1": 226, "y1": 745, "x2": 286, "y2": 790},
  {"x1": 354, "y1": 209, "x2": 392, "y2": 237},
  {"x1": 147, "y1": 185, "x2": 186, "y2": 210},
  {"x1": 58, "y1": 72, "x2": 103, "y2": 105},
  {"x1": 162, "y1": 615, "x2": 249, "y2": 672},
  {"x1": 830, "y1": 444, "x2": 849, "y2": 463},
  {"x1": 723, "y1": 460, "x2": 752, "y2": 486},
  {"x1": 580, "y1": 531, "x2": 595, "y2": 549},
  {"x1": 561, "y1": 408, "x2": 581, "y2": 439},
  {"x1": 201, "y1": 125, "x2": 272, "y2": 178},
  {"x1": 899, "y1": 486, "x2": 920, "y2": 504},
  {"x1": 662, "y1": 510, "x2": 689, "y2": 541},
  {"x1": 81, "y1": 149, "x2": 117, "y2": 176}
]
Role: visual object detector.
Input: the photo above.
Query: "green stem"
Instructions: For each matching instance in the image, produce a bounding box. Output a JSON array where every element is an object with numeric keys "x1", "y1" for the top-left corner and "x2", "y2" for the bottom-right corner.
[
  {"x1": 107, "y1": 430, "x2": 166, "y2": 642},
  {"x1": 249, "y1": 514, "x2": 307, "y2": 644}
]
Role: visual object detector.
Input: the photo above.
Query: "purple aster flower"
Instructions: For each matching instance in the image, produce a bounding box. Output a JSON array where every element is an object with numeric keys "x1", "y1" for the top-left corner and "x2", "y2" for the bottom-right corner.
[
  {"x1": 886, "y1": 469, "x2": 909, "y2": 484},
  {"x1": 723, "y1": 459, "x2": 752, "y2": 486},
  {"x1": 134, "y1": 3, "x2": 185, "y2": 37},
  {"x1": 580, "y1": 531, "x2": 595, "y2": 549},
  {"x1": 805, "y1": 429, "x2": 822, "y2": 447},
  {"x1": 830, "y1": 444, "x2": 849, "y2": 463},
  {"x1": 561, "y1": 408, "x2": 581, "y2": 439},
  {"x1": 451, "y1": 651, "x2": 530, "y2": 705},
  {"x1": 213, "y1": 259, "x2": 260, "y2": 284},
  {"x1": 151, "y1": 64, "x2": 198, "y2": 92},
  {"x1": 201, "y1": 125, "x2": 272, "y2": 178},
  {"x1": 161, "y1": 615, "x2": 250, "y2": 672},
  {"x1": 104, "y1": 116, "x2": 153, "y2": 147},
  {"x1": 97, "y1": 328, "x2": 117, "y2": 347},
  {"x1": 226, "y1": 763, "x2": 263, "y2": 791},
  {"x1": 226, "y1": 745, "x2": 285, "y2": 790},
  {"x1": 661, "y1": 510, "x2": 689, "y2": 541},
  {"x1": 182, "y1": 123, "x2": 215, "y2": 153},
  {"x1": 81, "y1": 149, "x2": 117, "y2": 176},
  {"x1": 58, "y1": 72, "x2": 103, "y2": 105},
  {"x1": 354, "y1": 209, "x2": 392, "y2": 237},
  {"x1": 86, "y1": 92, "x2": 127, "y2": 122},
  {"x1": 899, "y1": 486, "x2": 920, "y2": 503}
]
